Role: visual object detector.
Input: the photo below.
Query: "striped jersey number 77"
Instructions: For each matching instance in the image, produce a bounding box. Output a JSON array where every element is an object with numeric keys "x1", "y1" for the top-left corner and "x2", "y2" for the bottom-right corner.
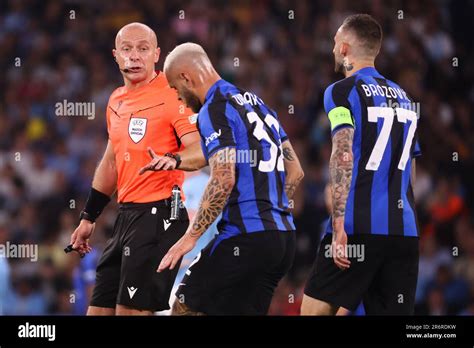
[{"x1": 365, "y1": 106, "x2": 418, "y2": 172}]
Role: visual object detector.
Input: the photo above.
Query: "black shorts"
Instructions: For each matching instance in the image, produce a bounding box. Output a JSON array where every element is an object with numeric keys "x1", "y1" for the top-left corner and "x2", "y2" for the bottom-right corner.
[
  {"x1": 90, "y1": 200, "x2": 188, "y2": 312},
  {"x1": 177, "y1": 230, "x2": 296, "y2": 315},
  {"x1": 304, "y1": 233, "x2": 419, "y2": 315}
]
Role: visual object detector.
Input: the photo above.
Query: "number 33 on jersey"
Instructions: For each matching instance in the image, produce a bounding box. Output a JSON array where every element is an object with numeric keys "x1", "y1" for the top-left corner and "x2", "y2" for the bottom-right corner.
[
  {"x1": 324, "y1": 67, "x2": 421, "y2": 237},
  {"x1": 196, "y1": 79, "x2": 295, "y2": 241}
]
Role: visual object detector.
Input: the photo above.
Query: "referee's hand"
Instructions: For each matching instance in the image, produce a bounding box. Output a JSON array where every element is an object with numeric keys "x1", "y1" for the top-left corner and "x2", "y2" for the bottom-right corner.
[
  {"x1": 331, "y1": 228, "x2": 351, "y2": 270},
  {"x1": 157, "y1": 233, "x2": 197, "y2": 272},
  {"x1": 70, "y1": 220, "x2": 94, "y2": 255},
  {"x1": 139, "y1": 147, "x2": 177, "y2": 174}
]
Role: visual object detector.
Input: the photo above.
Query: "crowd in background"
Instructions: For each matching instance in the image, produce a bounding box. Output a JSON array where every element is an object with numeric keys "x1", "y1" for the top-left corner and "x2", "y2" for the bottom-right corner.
[{"x1": 0, "y1": 0, "x2": 473, "y2": 315}]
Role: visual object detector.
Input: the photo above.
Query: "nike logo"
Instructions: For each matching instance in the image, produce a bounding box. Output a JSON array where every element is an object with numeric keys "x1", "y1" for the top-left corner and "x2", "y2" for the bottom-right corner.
[
  {"x1": 127, "y1": 286, "x2": 138, "y2": 299},
  {"x1": 163, "y1": 219, "x2": 171, "y2": 231}
]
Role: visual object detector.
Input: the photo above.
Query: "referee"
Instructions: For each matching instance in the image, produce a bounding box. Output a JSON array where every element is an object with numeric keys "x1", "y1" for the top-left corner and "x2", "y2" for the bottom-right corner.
[{"x1": 70, "y1": 23, "x2": 205, "y2": 315}]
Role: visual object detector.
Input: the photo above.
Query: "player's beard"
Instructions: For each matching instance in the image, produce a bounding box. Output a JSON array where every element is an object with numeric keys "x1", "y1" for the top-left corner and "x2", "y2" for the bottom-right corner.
[{"x1": 182, "y1": 87, "x2": 202, "y2": 113}]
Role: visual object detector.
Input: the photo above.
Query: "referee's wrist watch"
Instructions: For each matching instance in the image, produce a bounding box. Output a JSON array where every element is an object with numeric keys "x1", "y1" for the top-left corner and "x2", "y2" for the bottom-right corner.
[{"x1": 164, "y1": 152, "x2": 181, "y2": 169}]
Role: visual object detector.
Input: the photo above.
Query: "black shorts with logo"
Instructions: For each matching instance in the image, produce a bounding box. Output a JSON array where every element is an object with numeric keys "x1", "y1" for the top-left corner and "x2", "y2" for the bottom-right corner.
[
  {"x1": 176, "y1": 230, "x2": 296, "y2": 315},
  {"x1": 90, "y1": 200, "x2": 188, "y2": 312},
  {"x1": 304, "y1": 233, "x2": 419, "y2": 315}
]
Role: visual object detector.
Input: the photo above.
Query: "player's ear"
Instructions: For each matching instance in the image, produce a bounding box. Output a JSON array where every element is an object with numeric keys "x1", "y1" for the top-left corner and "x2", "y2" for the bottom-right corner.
[
  {"x1": 112, "y1": 49, "x2": 117, "y2": 60},
  {"x1": 154, "y1": 47, "x2": 160, "y2": 63},
  {"x1": 340, "y1": 42, "x2": 349, "y2": 57},
  {"x1": 180, "y1": 72, "x2": 193, "y2": 87}
]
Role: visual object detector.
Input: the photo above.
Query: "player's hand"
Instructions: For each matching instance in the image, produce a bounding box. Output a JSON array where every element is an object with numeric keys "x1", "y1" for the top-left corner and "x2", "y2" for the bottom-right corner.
[
  {"x1": 331, "y1": 227, "x2": 351, "y2": 270},
  {"x1": 70, "y1": 220, "x2": 95, "y2": 255},
  {"x1": 139, "y1": 147, "x2": 177, "y2": 174},
  {"x1": 157, "y1": 233, "x2": 197, "y2": 272}
]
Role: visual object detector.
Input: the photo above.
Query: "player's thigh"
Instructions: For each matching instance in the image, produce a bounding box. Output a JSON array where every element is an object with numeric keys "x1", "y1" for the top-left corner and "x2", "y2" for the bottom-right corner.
[
  {"x1": 250, "y1": 231, "x2": 297, "y2": 315},
  {"x1": 304, "y1": 233, "x2": 382, "y2": 312},
  {"x1": 87, "y1": 306, "x2": 115, "y2": 315},
  {"x1": 363, "y1": 236, "x2": 419, "y2": 315},
  {"x1": 115, "y1": 304, "x2": 153, "y2": 316},
  {"x1": 177, "y1": 233, "x2": 260, "y2": 315},
  {"x1": 301, "y1": 294, "x2": 338, "y2": 315},
  {"x1": 171, "y1": 299, "x2": 206, "y2": 316}
]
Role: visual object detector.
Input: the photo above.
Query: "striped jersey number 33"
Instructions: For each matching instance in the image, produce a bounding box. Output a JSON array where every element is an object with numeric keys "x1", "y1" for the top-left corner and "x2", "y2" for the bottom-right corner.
[
  {"x1": 365, "y1": 107, "x2": 418, "y2": 172},
  {"x1": 246, "y1": 112, "x2": 285, "y2": 173}
]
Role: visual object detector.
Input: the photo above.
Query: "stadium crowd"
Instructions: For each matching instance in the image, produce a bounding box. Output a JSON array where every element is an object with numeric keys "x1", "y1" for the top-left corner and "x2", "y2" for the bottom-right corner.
[{"x1": 0, "y1": 0, "x2": 473, "y2": 315}]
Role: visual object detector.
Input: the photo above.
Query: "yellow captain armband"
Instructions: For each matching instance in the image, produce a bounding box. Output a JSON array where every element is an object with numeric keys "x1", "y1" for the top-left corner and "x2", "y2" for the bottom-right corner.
[{"x1": 328, "y1": 106, "x2": 354, "y2": 131}]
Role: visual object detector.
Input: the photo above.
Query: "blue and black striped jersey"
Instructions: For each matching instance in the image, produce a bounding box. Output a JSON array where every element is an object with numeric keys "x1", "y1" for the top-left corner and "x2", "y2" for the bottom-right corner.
[
  {"x1": 324, "y1": 67, "x2": 421, "y2": 237},
  {"x1": 197, "y1": 79, "x2": 295, "y2": 247}
]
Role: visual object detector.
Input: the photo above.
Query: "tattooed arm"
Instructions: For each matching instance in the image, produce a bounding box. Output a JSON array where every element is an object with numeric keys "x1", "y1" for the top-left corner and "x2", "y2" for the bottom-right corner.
[
  {"x1": 157, "y1": 147, "x2": 235, "y2": 272},
  {"x1": 330, "y1": 127, "x2": 354, "y2": 228},
  {"x1": 282, "y1": 140, "x2": 304, "y2": 202},
  {"x1": 188, "y1": 147, "x2": 236, "y2": 238},
  {"x1": 329, "y1": 127, "x2": 354, "y2": 270}
]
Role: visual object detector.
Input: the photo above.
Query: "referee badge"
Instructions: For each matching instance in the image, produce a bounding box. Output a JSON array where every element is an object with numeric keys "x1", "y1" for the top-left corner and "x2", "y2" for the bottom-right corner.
[
  {"x1": 128, "y1": 117, "x2": 148, "y2": 143},
  {"x1": 188, "y1": 113, "x2": 197, "y2": 124}
]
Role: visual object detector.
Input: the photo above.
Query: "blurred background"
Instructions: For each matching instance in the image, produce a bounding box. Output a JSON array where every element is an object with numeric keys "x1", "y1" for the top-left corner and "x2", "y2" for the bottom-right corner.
[{"x1": 0, "y1": 0, "x2": 473, "y2": 315}]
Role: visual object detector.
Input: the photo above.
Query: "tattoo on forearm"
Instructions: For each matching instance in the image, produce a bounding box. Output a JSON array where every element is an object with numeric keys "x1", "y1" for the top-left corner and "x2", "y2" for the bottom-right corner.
[
  {"x1": 285, "y1": 172, "x2": 304, "y2": 200},
  {"x1": 329, "y1": 128, "x2": 354, "y2": 220},
  {"x1": 283, "y1": 147, "x2": 295, "y2": 161},
  {"x1": 282, "y1": 143, "x2": 303, "y2": 201},
  {"x1": 284, "y1": 182, "x2": 298, "y2": 200},
  {"x1": 189, "y1": 148, "x2": 235, "y2": 238}
]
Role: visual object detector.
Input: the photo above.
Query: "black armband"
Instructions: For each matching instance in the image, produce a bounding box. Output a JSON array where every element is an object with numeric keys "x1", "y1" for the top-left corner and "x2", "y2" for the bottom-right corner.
[{"x1": 81, "y1": 187, "x2": 111, "y2": 223}]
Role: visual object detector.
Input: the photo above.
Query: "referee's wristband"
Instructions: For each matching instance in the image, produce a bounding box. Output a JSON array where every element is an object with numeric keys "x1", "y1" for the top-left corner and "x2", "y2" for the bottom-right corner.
[{"x1": 81, "y1": 188, "x2": 111, "y2": 223}]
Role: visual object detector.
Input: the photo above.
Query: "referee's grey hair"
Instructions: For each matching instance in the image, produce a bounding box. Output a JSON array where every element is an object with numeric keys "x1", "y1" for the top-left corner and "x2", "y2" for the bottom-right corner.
[{"x1": 164, "y1": 42, "x2": 213, "y2": 75}]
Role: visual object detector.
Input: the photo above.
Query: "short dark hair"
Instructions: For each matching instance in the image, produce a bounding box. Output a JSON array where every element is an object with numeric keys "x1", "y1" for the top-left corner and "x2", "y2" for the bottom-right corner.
[{"x1": 342, "y1": 14, "x2": 383, "y2": 56}]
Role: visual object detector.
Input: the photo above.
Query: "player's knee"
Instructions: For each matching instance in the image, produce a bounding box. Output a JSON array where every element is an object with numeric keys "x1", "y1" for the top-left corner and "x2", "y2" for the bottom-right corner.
[
  {"x1": 300, "y1": 295, "x2": 338, "y2": 316},
  {"x1": 115, "y1": 304, "x2": 153, "y2": 316},
  {"x1": 171, "y1": 299, "x2": 204, "y2": 316},
  {"x1": 87, "y1": 306, "x2": 115, "y2": 316}
]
